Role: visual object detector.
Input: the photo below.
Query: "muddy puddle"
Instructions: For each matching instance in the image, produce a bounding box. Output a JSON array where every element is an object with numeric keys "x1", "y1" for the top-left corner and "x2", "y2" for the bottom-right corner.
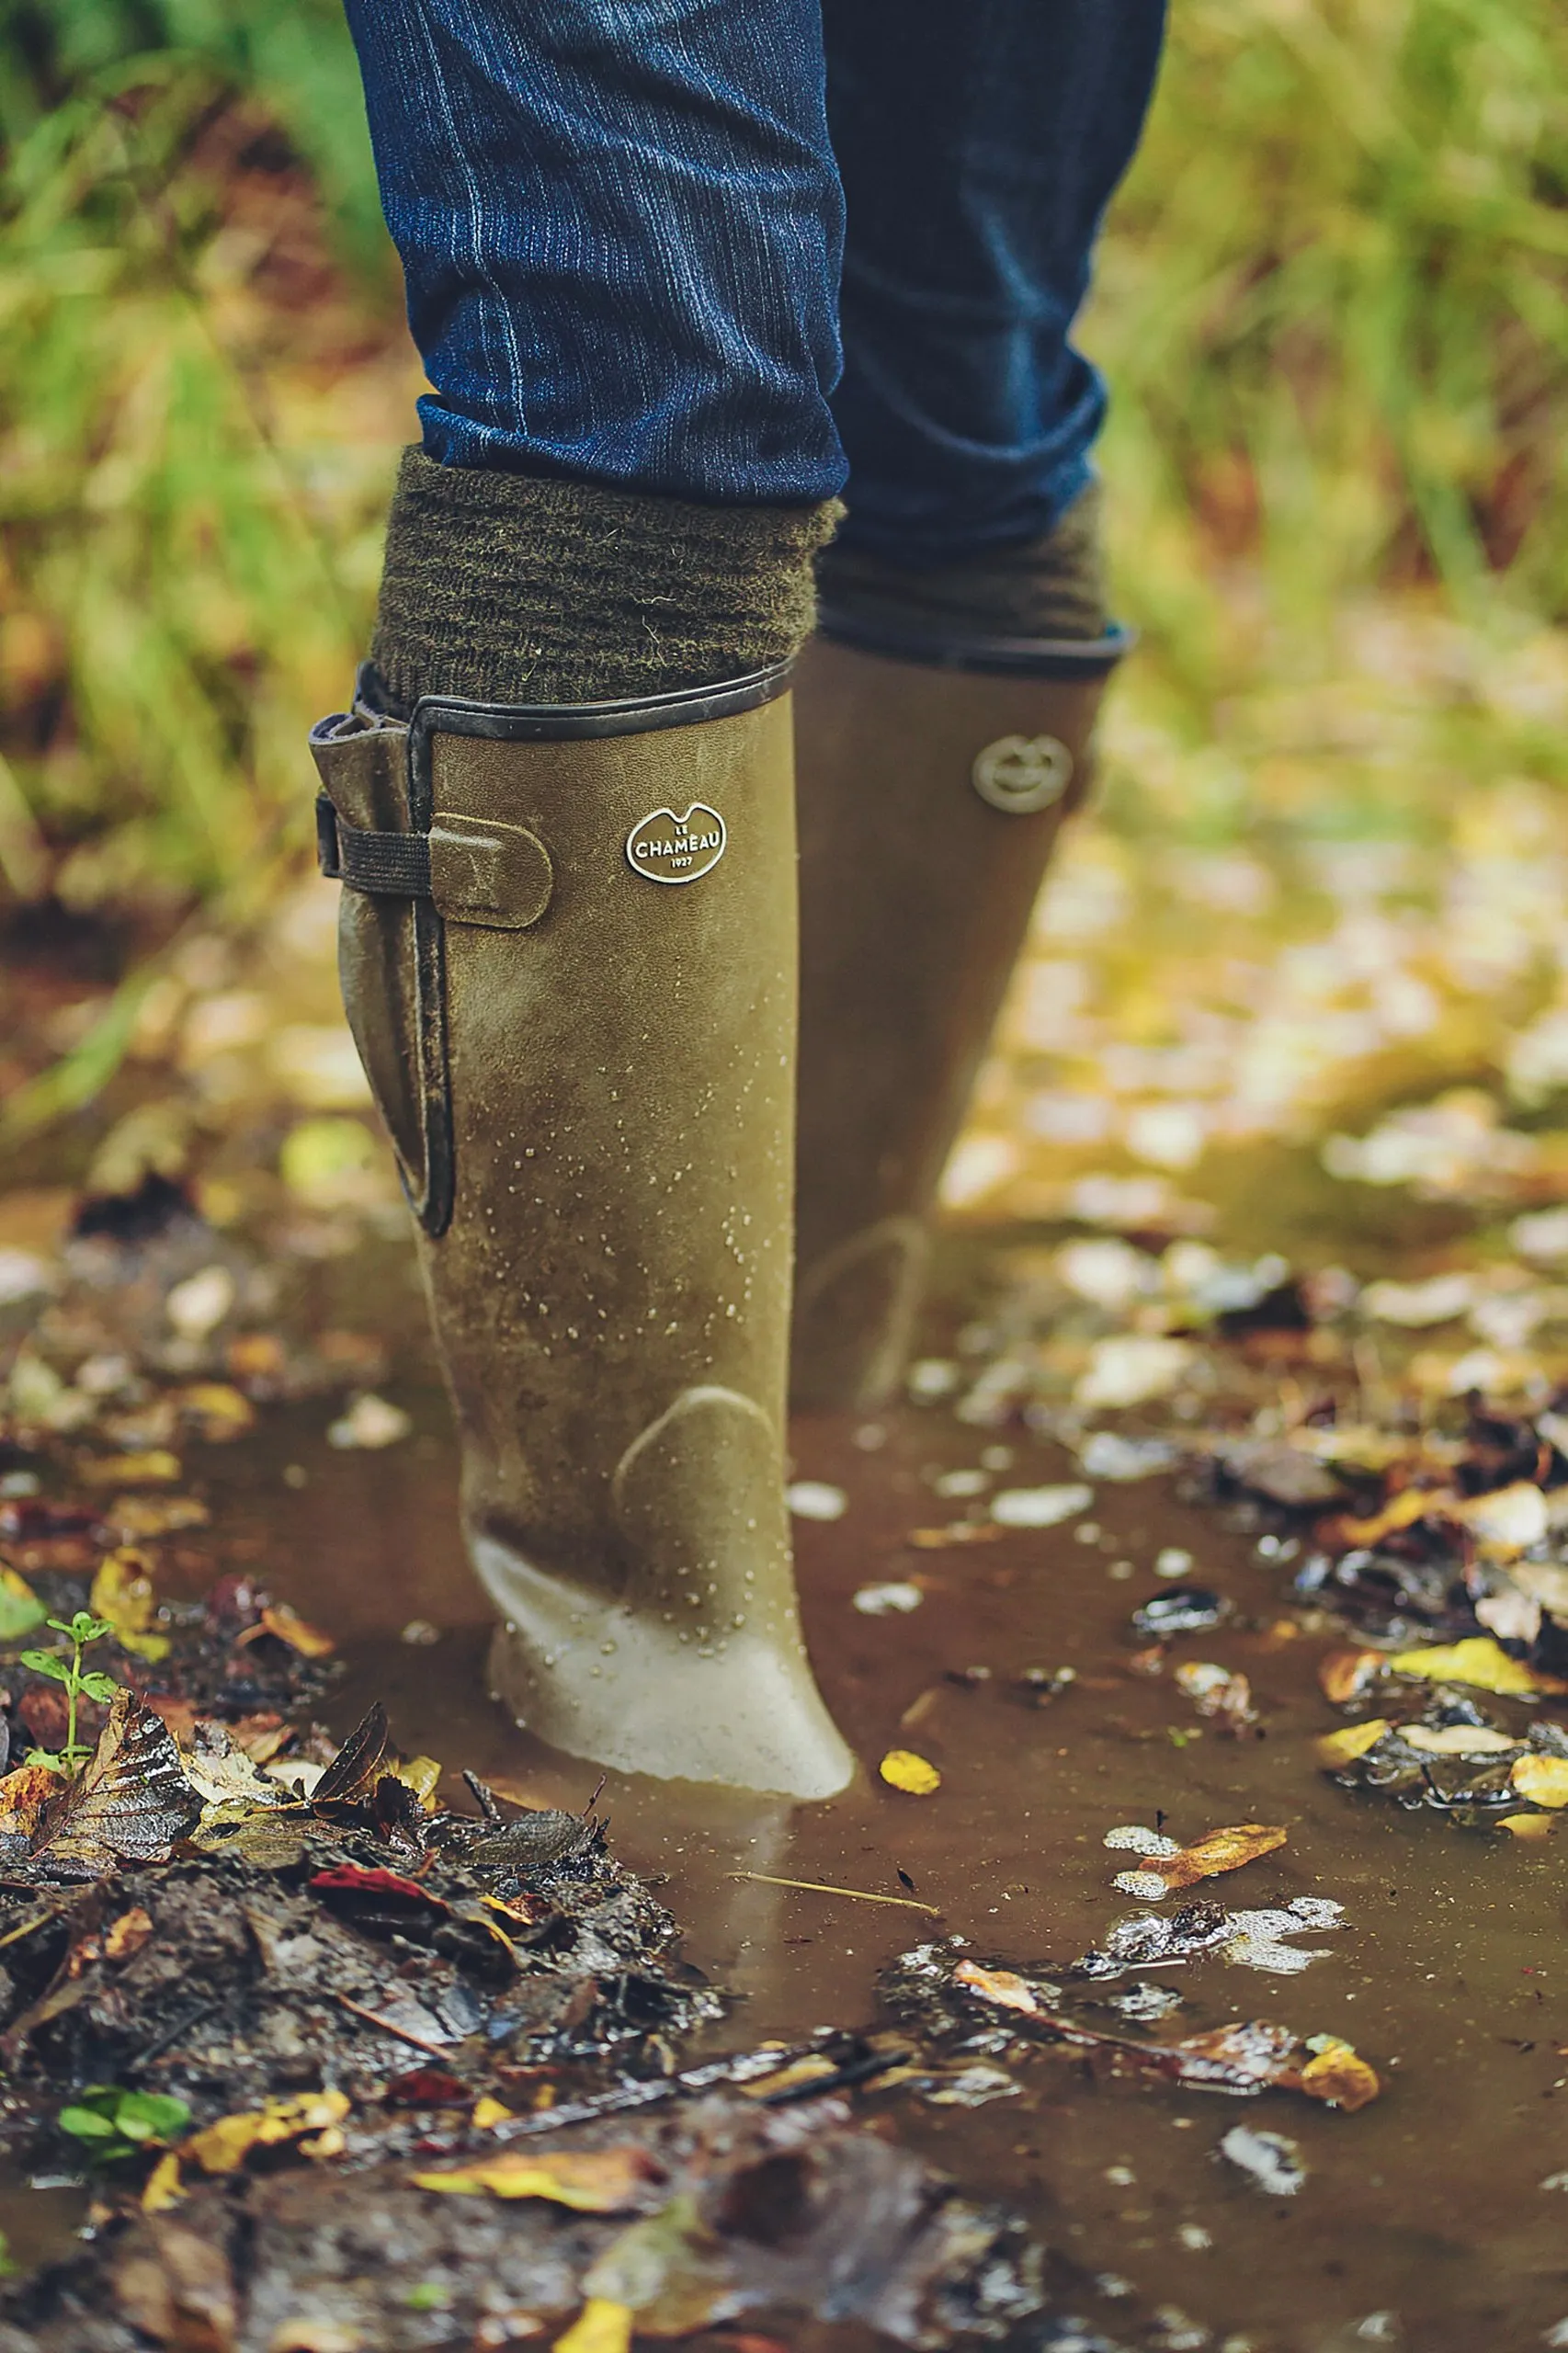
[{"x1": 87, "y1": 1222, "x2": 1552, "y2": 2353}]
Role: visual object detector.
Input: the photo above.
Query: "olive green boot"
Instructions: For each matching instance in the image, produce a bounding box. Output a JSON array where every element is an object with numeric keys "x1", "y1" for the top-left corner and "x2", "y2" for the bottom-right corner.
[
  {"x1": 311, "y1": 457, "x2": 851, "y2": 1798},
  {"x1": 791, "y1": 492, "x2": 1130, "y2": 1411}
]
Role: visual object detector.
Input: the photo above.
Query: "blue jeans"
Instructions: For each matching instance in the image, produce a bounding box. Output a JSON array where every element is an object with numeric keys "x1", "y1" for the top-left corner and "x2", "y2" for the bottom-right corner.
[{"x1": 344, "y1": 0, "x2": 1165, "y2": 565}]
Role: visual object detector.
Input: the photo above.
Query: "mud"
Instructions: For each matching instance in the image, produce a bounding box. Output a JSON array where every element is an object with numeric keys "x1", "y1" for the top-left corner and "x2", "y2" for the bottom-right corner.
[{"x1": 85, "y1": 1236, "x2": 1556, "y2": 2353}]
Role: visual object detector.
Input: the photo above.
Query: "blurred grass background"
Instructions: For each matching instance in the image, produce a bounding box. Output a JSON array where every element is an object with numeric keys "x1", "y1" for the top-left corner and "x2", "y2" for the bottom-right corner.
[{"x1": 0, "y1": 0, "x2": 1565, "y2": 1176}]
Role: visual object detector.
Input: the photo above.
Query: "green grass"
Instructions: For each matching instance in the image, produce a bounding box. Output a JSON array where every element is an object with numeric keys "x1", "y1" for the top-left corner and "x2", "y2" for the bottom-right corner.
[{"x1": 0, "y1": 0, "x2": 1562, "y2": 961}]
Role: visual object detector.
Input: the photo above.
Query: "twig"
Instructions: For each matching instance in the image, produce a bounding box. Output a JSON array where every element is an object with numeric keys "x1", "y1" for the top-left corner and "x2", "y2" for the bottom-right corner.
[
  {"x1": 726, "y1": 1870, "x2": 942, "y2": 1917},
  {"x1": 335, "y1": 1993, "x2": 455, "y2": 2058}
]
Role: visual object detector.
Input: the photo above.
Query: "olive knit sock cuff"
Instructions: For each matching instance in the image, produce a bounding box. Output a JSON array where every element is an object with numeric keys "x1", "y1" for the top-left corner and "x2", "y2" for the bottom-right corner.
[
  {"x1": 815, "y1": 481, "x2": 1110, "y2": 650},
  {"x1": 369, "y1": 449, "x2": 841, "y2": 709}
]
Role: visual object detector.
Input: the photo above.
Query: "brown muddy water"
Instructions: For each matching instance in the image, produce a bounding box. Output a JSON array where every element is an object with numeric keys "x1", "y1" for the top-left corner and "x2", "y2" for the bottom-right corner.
[{"x1": 70, "y1": 1229, "x2": 1560, "y2": 2353}]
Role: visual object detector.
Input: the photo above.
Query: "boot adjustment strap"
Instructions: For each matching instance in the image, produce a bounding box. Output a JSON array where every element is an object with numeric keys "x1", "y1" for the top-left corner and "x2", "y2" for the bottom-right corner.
[{"x1": 311, "y1": 722, "x2": 554, "y2": 931}]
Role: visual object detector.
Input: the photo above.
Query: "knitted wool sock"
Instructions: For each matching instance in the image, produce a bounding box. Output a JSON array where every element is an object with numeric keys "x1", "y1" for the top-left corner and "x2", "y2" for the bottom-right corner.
[
  {"x1": 369, "y1": 449, "x2": 841, "y2": 710},
  {"x1": 815, "y1": 481, "x2": 1110, "y2": 650}
]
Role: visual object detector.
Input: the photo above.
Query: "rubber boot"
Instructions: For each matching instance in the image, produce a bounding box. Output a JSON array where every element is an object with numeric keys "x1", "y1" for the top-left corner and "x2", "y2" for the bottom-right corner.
[
  {"x1": 790, "y1": 596, "x2": 1128, "y2": 1412},
  {"x1": 311, "y1": 666, "x2": 853, "y2": 1799}
]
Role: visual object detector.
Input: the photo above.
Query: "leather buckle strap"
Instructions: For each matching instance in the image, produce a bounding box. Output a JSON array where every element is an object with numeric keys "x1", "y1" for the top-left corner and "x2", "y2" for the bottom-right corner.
[
  {"x1": 314, "y1": 791, "x2": 554, "y2": 933},
  {"x1": 316, "y1": 796, "x2": 433, "y2": 897}
]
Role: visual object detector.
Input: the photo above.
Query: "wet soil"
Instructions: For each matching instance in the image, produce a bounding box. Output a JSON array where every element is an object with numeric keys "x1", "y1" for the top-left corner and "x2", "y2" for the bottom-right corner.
[{"x1": 116, "y1": 1235, "x2": 1566, "y2": 2353}]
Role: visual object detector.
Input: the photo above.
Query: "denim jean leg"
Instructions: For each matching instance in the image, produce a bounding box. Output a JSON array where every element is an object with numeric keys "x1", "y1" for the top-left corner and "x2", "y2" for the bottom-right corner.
[
  {"x1": 342, "y1": 0, "x2": 848, "y2": 506},
  {"x1": 823, "y1": 0, "x2": 1167, "y2": 565}
]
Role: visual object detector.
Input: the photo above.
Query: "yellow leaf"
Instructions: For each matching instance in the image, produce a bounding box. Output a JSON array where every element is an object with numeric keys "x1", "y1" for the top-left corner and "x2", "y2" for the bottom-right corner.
[
  {"x1": 78, "y1": 1451, "x2": 182, "y2": 1488},
  {"x1": 471, "y1": 2097, "x2": 514, "y2": 2131},
  {"x1": 411, "y1": 2146, "x2": 656, "y2": 2212},
  {"x1": 1297, "y1": 2039, "x2": 1380, "y2": 2111},
  {"x1": 182, "y1": 2090, "x2": 350, "y2": 2176},
  {"x1": 879, "y1": 1749, "x2": 941, "y2": 1795},
  {"x1": 737, "y1": 2053, "x2": 844, "y2": 2100},
  {"x1": 88, "y1": 1547, "x2": 170, "y2": 1663},
  {"x1": 393, "y1": 1755, "x2": 442, "y2": 1811},
  {"x1": 1510, "y1": 1754, "x2": 1568, "y2": 1809},
  {"x1": 171, "y1": 1381, "x2": 256, "y2": 1442},
  {"x1": 1499, "y1": 1811, "x2": 1554, "y2": 1840},
  {"x1": 141, "y1": 2152, "x2": 184, "y2": 2212},
  {"x1": 554, "y1": 2301, "x2": 633, "y2": 2353},
  {"x1": 255, "y1": 1603, "x2": 335, "y2": 1658},
  {"x1": 0, "y1": 1762, "x2": 65, "y2": 1843},
  {"x1": 953, "y1": 1960, "x2": 1040, "y2": 2015},
  {"x1": 1384, "y1": 1637, "x2": 1568, "y2": 1698},
  {"x1": 1315, "y1": 1719, "x2": 1390, "y2": 1768}
]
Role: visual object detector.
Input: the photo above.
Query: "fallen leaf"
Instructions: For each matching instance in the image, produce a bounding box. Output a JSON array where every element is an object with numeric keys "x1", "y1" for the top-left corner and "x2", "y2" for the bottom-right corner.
[
  {"x1": 906, "y1": 1522, "x2": 1006, "y2": 1551},
  {"x1": 1383, "y1": 1637, "x2": 1568, "y2": 1698},
  {"x1": 238, "y1": 1603, "x2": 335, "y2": 1660},
  {"x1": 181, "y1": 2091, "x2": 350, "y2": 2177},
  {"x1": 952, "y1": 1960, "x2": 1040, "y2": 2016},
  {"x1": 169, "y1": 1382, "x2": 256, "y2": 1443},
  {"x1": 471, "y1": 2097, "x2": 513, "y2": 2131},
  {"x1": 1499, "y1": 1812, "x2": 1554, "y2": 1840},
  {"x1": 309, "y1": 1864, "x2": 442, "y2": 1908},
  {"x1": 412, "y1": 2146, "x2": 658, "y2": 2212},
  {"x1": 1510, "y1": 1754, "x2": 1568, "y2": 1809},
  {"x1": 1328, "y1": 1486, "x2": 1450, "y2": 1547},
  {"x1": 180, "y1": 1721, "x2": 290, "y2": 1815},
  {"x1": 392, "y1": 1755, "x2": 442, "y2": 1810},
  {"x1": 0, "y1": 1764, "x2": 66, "y2": 1843},
  {"x1": 0, "y1": 1571, "x2": 45, "y2": 1642},
  {"x1": 27, "y1": 1694, "x2": 199, "y2": 1881},
  {"x1": 1319, "y1": 1650, "x2": 1384, "y2": 1704},
  {"x1": 554, "y1": 2301, "x2": 633, "y2": 2353},
  {"x1": 1296, "y1": 2037, "x2": 1380, "y2": 2111},
  {"x1": 113, "y1": 2219, "x2": 236, "y2": 2351},
  {"x1": 1114, "y1": 1823, "x2": 1287, "y2": 1898},
  {"x1": 1314, "y1": 1720, "x2": 1391, "y2": 1768},
  {"x1": 879, "y1": 1750, "x2": 941, "y2": 1795},
  {"x1": 105, "y1": 1906, "x2": 153, "y2": 1961},
  {"x1": 77, "y1": 1452, "x2": 182, "y2": 1489},
  {"x1": 1399, "y1": 1724, "x2": 1520, "y2": 1756},
  {"x1": 102, "y1": 1495, "x2": 210, "y2": 1541},
  {"x1": 89, "y1": 1549, "x2": 170, "y2": 1664},
  {"x1": 1449, "y1": 1481, "x2": 1550, "y2": 1557},
  {"x1": 311, "y1": 1702, "x2": 390, "y2": 1801}
]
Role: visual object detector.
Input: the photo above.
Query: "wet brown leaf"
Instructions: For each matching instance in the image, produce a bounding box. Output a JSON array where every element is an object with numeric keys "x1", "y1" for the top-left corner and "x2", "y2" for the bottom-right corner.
[
  {"x1": 28, "y1": 1692, "x2": 200, "y2": 1881},
  {"x1": 114, "y1": 2220, "x2": 237, "y2": 2353},
  {"x1": 311, "y1": 1701, "x2": 389, "y2": 1802},
  {"x1": 1122, "y1": 1823, "x2": 1288, "y2": 1894},
  {"x1": 1319, "y1": 1649, "x2": 1383, "y2": 1704}
]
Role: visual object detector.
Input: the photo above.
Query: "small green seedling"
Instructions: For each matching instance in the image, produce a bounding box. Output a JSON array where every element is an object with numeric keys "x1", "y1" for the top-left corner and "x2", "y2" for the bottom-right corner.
[
  {"x1": 21, "y1": 1613, "x2": 119, "y2": 1772},
  {"x1": 57, "y1": 2086, "x2": 190, "y2": 2166}
]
